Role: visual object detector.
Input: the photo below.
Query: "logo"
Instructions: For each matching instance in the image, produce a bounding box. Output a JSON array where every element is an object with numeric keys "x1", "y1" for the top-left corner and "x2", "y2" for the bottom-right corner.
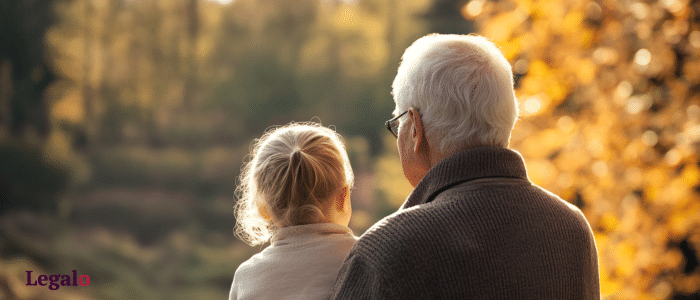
[{"x1": 26, "y1": 270, "x2": 90, "y2": 290}]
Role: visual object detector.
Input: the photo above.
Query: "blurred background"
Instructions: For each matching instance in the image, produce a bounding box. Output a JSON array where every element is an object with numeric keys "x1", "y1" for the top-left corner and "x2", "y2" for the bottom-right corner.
[{"x1": 0, "y1": 0, "x2": 699, "y2": 299}]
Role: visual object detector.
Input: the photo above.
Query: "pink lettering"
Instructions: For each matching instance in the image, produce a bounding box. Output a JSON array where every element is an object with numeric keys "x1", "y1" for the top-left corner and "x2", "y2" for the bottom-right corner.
[{"x1": 78, "y1": 275, "x2": 90, "y2": 286}]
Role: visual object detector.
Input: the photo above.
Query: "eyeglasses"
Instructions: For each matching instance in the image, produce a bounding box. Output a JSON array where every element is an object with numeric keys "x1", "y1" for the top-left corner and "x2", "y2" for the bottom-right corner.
[{"x1": 384, "y1": 111, "x2": 408, "y2": 138}]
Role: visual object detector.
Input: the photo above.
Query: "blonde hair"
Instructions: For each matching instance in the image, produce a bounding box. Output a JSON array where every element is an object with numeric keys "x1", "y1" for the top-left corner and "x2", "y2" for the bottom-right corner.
[{"x1": 234, "y1": 122, "x2": 354, "y2": 246}]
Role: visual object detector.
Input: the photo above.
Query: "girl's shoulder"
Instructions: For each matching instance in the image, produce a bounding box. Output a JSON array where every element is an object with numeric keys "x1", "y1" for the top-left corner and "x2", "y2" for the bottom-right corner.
[{"x1": 233, "y1": 245, "x2": 275, "y2": 279}]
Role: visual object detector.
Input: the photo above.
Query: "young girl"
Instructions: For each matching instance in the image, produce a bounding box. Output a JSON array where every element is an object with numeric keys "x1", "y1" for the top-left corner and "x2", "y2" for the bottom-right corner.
[{"x1": 230, "y1": 122, "x2": 357, "y2": 300}]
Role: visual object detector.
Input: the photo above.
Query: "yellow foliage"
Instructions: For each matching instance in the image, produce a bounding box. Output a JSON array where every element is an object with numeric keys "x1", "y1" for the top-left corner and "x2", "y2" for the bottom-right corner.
[
  {"x1": 465, "y1": 0, "x2": 700, "y2": 298},
  {"x1": 349, "y1": 210, "x2": 372, "y2": 232},
  {"x1": 681, "y1": 164, "x2": 700, "y2": 186},
  {"x1": 499, "y1": 36, "x2": 522, "y2": 61},
  {"x1": 333, "y1": 5, "x2": 358, "y2": 28},
  {"x1": 374, "y1": 134, "x2": 413, "y2": 208},
  {"x1": 525, "y1": 158, "x2": 558, "y2": 186},
  {"x1": 562, "y1": 11, "x2": 584, "y2": 35},
  {"x1": 45, "y1": 28, "x2": 85, "y2": 83},
  {"x1": 576, "y1": 58, "x2": 596, "y2": 84},
  {"x1": 520, "y1": 60, "x2": 568, "y2": 105},
  {"x1": 615, "y1": 241, "x2": 636, "y2": 278},
  {"x1": 43, "y1": 130, "x2": 73, "y2": 168},
  {"x1": 601, "y1": 213, "x2": 619, "y2": 233},
  {"x1": 482, "y1": 9, "x2": 528, "y2": 44},
  {"x1": 330, "y1": 4, "x2": 389, "y2": 79},
  {"x1": 298, "y1": 35, "x2": 333, "y2": 73},
  {"x1": 52, "y1": 89, "x2": 85, "y2": 123},
  {"x1": 196, "y1": 35, "x2": 216, "y2": 63}
]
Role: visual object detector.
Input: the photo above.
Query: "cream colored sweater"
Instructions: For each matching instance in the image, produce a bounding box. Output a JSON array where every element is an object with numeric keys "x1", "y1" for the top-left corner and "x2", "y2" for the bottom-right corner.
[{"x1": 229, "y1": 223, "x2": 357, "y2": 300}]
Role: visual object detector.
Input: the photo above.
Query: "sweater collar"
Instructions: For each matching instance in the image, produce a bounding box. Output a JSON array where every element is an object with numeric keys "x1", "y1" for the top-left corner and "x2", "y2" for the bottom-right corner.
[
  {"x1": 271, "y1": 223, "x2": 354, "y2": 244},
  {"x1": 400, "y1": 147, "x2": 529, "y2": 210}
]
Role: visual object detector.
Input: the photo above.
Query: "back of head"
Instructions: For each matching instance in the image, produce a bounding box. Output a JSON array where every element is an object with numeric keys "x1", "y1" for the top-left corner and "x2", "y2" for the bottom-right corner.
[
  {"x1": 392, "y1": 34, "x2": 519, "y2": 153},
  {"x1": 235, "y1": 122, "x2": 354, "y2": 246}
]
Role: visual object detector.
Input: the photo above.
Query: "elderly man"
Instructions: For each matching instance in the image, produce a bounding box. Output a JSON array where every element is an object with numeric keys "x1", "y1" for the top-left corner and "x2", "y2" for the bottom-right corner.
[{"x1": 331, "y1": 34, "x2": 600, "y2": 299}]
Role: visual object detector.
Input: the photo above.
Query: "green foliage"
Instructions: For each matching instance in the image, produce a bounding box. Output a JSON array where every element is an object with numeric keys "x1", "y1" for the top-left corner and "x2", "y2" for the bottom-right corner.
[
  {"x1": 0, "y1": 140, "x2": 69, "y2": 214},
  {"x1": 1, "y1": 0, "x2": 433, "y2": 298}
]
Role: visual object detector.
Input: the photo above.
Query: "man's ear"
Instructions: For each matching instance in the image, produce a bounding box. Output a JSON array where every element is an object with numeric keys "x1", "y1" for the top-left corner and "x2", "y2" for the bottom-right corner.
[
  {"x1": 335, "y1": 186, "x2": 349, "y2": 211},
  {"x1": 409, "y1": 107, "x2": 426, "y2": 153}
]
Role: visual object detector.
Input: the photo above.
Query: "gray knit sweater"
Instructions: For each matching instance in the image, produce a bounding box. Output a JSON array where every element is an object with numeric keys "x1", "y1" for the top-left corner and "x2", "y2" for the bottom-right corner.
[{"x1": 331, "y1": 147, "x2": 600, "y2": 299}]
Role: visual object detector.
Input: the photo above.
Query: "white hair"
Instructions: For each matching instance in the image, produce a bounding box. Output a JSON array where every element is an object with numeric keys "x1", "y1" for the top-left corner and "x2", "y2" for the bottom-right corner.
[{"x1": 392, "y1": 33, "x2": 519, "y2": 153}]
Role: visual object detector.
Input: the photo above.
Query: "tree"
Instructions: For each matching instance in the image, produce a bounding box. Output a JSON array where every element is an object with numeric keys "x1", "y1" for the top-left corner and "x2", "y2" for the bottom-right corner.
[
  {"x1": 464, "y1": 0, "x2": 700, "y2": 298},
  {"x1": 0, "y1": 0, "x2": 69, "y2": 215}
]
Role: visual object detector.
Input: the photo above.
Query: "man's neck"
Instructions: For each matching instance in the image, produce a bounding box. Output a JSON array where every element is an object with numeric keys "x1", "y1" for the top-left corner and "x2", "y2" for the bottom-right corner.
[{"x1": 428, "y1": 146, "x2": 468, "y2": 168}]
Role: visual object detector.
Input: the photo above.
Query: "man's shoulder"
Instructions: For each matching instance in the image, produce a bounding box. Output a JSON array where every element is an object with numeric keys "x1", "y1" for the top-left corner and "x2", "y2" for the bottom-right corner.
[
  {"x1": 525, "y1": 182, "x2": 591, "y2": 224},
  {"x1": 351, "y1": 204, "x2": 446, "y2": 259},
  {"x1": 362, "y1": 204, "x2": 437, "y2": 235},
  {"x1": 440, "y1": 177, "x2": 586, "y2": 219},
  {"x1": 332, "y1": 209, "x2": 433, "y2": 299}
]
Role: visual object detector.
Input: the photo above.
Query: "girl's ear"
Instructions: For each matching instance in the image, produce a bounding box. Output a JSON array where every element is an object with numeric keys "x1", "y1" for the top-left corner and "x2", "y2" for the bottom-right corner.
[
  {"x1": 256, "y1": 203, "x2": 272, "y2": 220},
  {"x1": 336, "y1": 186, "x2": 349, "y2": 211}
]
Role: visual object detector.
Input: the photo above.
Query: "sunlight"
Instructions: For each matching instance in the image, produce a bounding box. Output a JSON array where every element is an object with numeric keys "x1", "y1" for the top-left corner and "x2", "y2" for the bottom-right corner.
[
  {"x1": 522, "y1": 96, "x2": 542, "y2": 115},
  {"x1": 634, "y1": 48, "x2": 651, "y2": 67},
  {"x1": 207, "y1": 0, "x2": 235, "y2": 5},
  {"x1": 463, "y1": 0, "x2": 484, "y2": 18}
]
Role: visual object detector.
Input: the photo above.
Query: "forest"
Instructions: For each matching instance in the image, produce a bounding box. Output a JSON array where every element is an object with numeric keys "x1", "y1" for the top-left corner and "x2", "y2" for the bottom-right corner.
[{"x1": 1, "y1": 0, "x2": 699, "y2": 299}]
